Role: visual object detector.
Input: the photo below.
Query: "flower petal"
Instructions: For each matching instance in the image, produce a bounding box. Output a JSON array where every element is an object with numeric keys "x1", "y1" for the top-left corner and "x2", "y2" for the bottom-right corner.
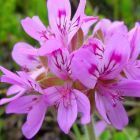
[
  {"x1": 81, "y1": 16, "x2": 98, "y2": 36},
  {"x1": 7, "y1": 85, "x2": 24, "y2": 96},
  {"x1": 44, "y1": 86, "x2": 62, "y2": 105},
  {"x1": 0, "y1": 90, "x2": 25, "y2": 105},
  {"x1": 95, "y1": 121, "x2": 107, "y2": 137},
  {"x1": 48, "y1": 48, "x2": 71, "y2": 80},
  {"x1": 111, "y1": 80, "x2": 140, "y2": 97},
  {"x1": 71, "y1": 48, "x2": 98, "y2": 88},
  {"x1": 68, "y1": 0, "x2": 86, "y2": 42},
  {"x1": 21, "y1": 16, "x2": 47, "y2": 42},
  {"x1": 6, "y1": 95, "x2": 39, "y2": 114},
  {"x1": 72, "y1": 0, "x2": 86, "y2": 22},
  {"x1": 93, "y1": 19, "x2": 127, "y2": 42},
  {"x1": 38, "y1": 39, "x2": 62, "y2": 56},
  {"x1": 128, "y1": 23, "x2": 140, "y2": 61},
  {"x1": 102, "y1": 93, "x2": 128, "y2": 130},
  {"x1": 74, "y1": 89, "x2": 90, "y2": 124},
  {"x1": 100, "y1": 31, "x2": 130, "y2": 79},
  {"x1": 124, "y1": 60, "x2": 140, "y2": 80},
  {"x1": 22, "y1": 97, "x2": 47, "y2": 139},
  {"x1": 93, "y1": 18, "x2": 111, "y2": 36},
  {"x1": 12, "y1": 42, "x2": 39, "y2": 69},
  {"x1": 57, "y1": 94, "x2": 77, "y2": 134},
  {"x1": 95, "y1": 93, "x2": 110, "y2": 124},
  {"x1": 17, "y1": 71, "x2": 43, "y2": 94},
  {"x1": 47, "y1": 0, "x2": 71, "y2": 34},
  {"x1": 0, "y1": 66, "x2": 23, "y2": 85}
]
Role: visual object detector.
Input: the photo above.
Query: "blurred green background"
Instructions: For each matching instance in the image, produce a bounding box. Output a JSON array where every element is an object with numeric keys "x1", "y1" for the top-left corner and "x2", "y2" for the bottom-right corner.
[{"x1": 0, "y1": 0, "x2": 140, "y2": 139}]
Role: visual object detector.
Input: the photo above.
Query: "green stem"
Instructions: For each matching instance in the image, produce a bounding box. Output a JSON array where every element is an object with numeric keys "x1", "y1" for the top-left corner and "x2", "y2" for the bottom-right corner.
[
  {"x1": 73, "y1": 124, "x2": 81, "y2": 140},
  {"x1": 85, "y1": 117, "x2": 97, "y2": 140}
]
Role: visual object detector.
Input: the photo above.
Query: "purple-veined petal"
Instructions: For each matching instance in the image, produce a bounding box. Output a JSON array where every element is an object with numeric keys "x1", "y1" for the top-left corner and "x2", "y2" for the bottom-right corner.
[
  {"x1": 73, "y1": 89, "x2": 90, "y2": 124},
  {"x1": 47, "y1": 0, "x2": 71, "y2": 35},
  {"x1": 21, "y1": 16, "x2": 47, "y2": 42},
  {"x1": 48, "y1": 48, "x2": 71, "y2": 80},
  {"x1": 57, "y1": 94, "x2": 77, "y2": 134},
  {"x1": 71, "y1": 48, "x2": 98, "y2": 88},
  {"x1": 7, "y1": 85, "x2": 24, "y2": 96},
  {"x1": 12, "y1": 42, "x2": 39, "y2": 69},
  {"x1": 100, "y1": 31, "x2": 130, "y2": 79},
  {"x1": 6, "y1": 95, "x2": 40, "y2": 114},
  {"x1": 22, "y1": 97, "x2": 47, "y2": 139},
  {"x1": 84, "y1": 38, "x2": 105, "y2": 60}
]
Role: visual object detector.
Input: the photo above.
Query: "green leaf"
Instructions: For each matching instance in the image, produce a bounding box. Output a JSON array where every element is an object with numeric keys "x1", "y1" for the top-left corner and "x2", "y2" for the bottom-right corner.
[{"x1": 100, "y1": 130, "x2": 111, "y2": 140}]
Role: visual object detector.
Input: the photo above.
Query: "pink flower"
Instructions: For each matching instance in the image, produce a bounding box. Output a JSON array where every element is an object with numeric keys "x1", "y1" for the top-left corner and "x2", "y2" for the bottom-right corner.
[
  {"x1": 39, "y1": 43, "x2": 90, "y2": 133},
  {"x1": 1, "y1": 0, "x2": 140, "y2": 138},
  {"x1": 0, "y1": 66, "x2": 43, "y2": 105},
  {"x1": 71, "y1": 28, "x2": 140, "y2": 129},
  {"x1": 44, "y1": 83, "x2": 90, "y2": 133},
  {"x1": 6, "y1": 95, "x2": 48, "y2": 139},
  {"x1": 47, "y1": 0, "x2": 97, "y2": 45},
  {"x1": 21, "y1": 0, "x2": 97, "y2": 47}
]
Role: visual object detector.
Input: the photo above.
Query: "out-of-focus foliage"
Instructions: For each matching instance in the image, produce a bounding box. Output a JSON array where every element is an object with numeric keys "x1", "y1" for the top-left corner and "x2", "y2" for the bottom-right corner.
[
  {"x1": 0, "y1": 0, "x2": 47, "y2": 67},
  {"x1": 0, "y1": 0, "x2": 140, "y2": 140}
]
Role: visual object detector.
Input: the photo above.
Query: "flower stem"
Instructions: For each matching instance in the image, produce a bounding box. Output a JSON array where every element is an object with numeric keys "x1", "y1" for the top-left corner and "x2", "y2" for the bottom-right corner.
[{"x1": 85, "y1": 116, "x2": 97, "y2": 140}]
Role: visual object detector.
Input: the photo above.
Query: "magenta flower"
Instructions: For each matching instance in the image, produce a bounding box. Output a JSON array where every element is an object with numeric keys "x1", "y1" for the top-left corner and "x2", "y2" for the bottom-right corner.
[
  {"x1": 71, "y1": 28, "x2": 140, "y2": 129},
  {"x1": 44, "y1": 83, "x2": 90, "y2": 133}
]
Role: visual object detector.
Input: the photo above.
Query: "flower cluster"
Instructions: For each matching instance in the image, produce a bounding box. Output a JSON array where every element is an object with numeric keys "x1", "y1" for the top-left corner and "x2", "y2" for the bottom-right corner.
[{"x1": 1, "y1": 0, "x2": 140, "y2": 139}]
